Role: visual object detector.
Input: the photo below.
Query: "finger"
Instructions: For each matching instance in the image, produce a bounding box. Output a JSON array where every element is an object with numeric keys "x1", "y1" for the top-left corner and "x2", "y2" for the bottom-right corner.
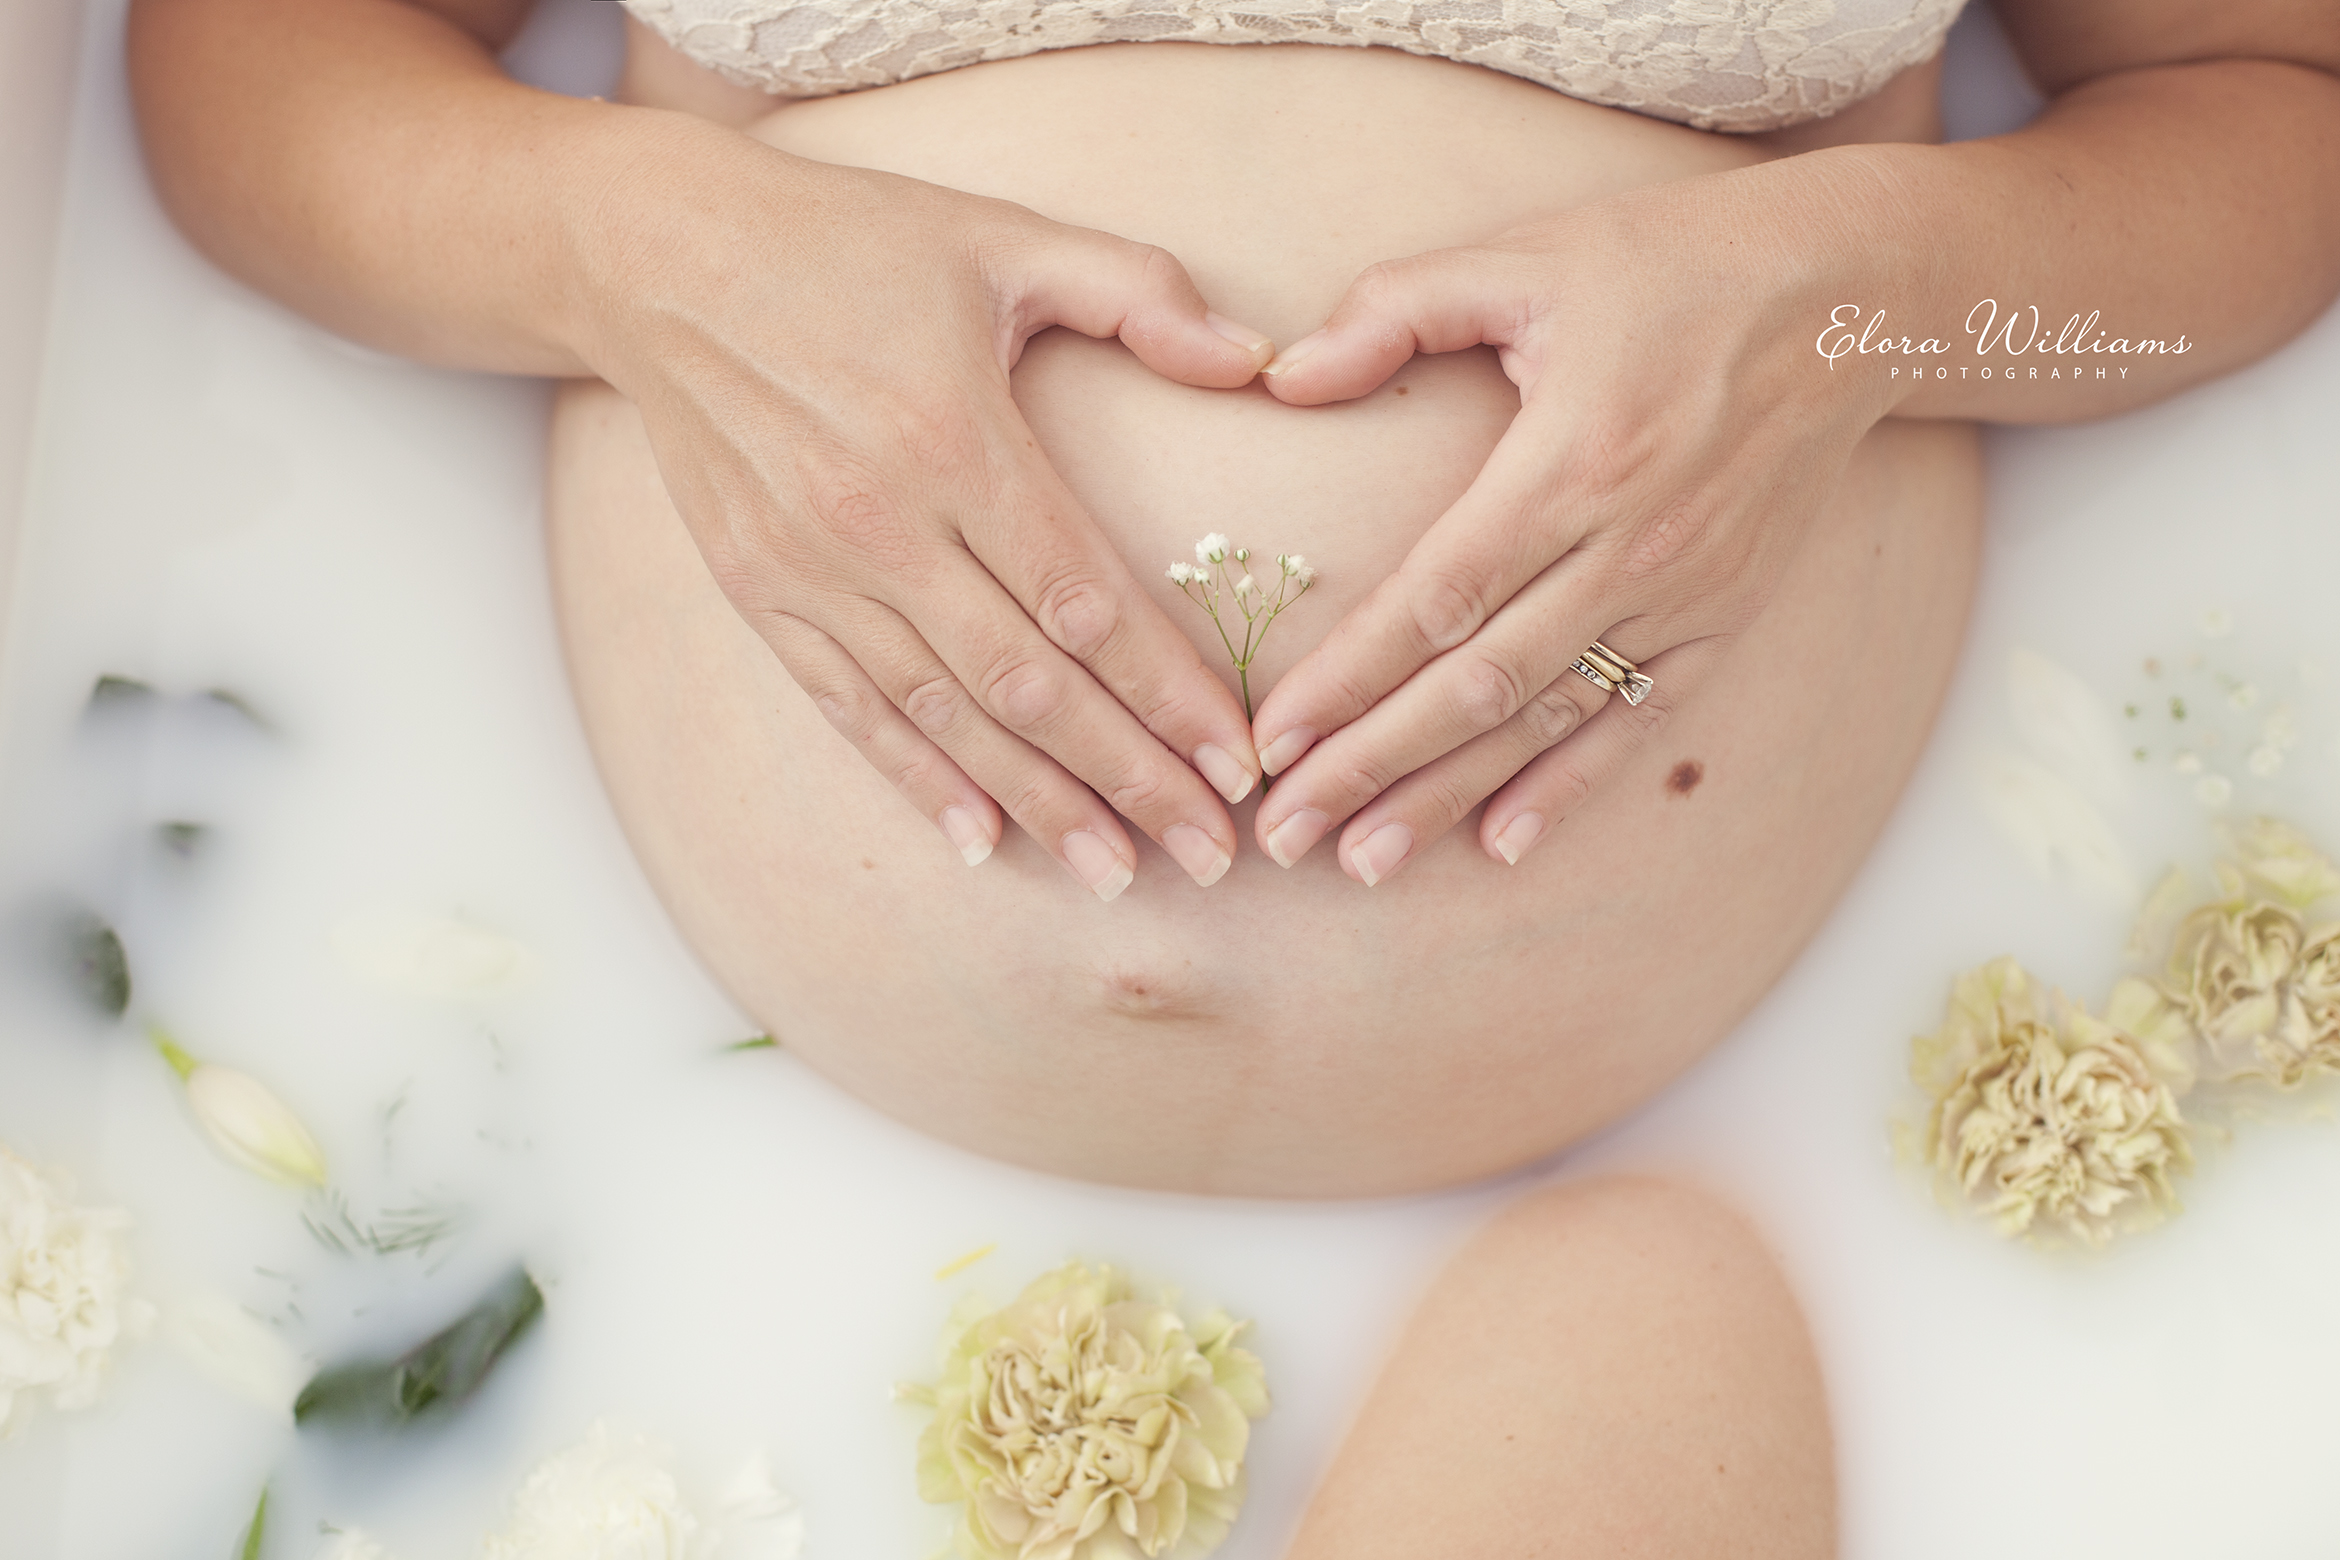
[
  {"x1": 1256, "y1": 541, "x2": 1640, "y2": 853},
  {"x1": 877, "y1": 559, "x2": 1242, "y2": 890},
  {"x1": 824, "y1": 598, "x2": 1159, "y2": 899},
  {"x1": 1251, "y1": 398, "x2": 1596, "y2": 779},
  {"x1": 763, "y1": 612, "x2": 1005, "y2": 867},
  {"x1": 1006, "y1": 223, "x2": 1276, "y2": 387},
  {"x1": 1331, "y1": 672, "x2": 1601, "y2": 886},
  {"x1": 1479, "y1": 638, "x2": 1726, "y2": 868},
  {"x1": 950, "y1": 443, "x2": 1263, "y2": 807},
  {"x1": 1258, "y1": 245, "x2": 1545, "y2": 406}
]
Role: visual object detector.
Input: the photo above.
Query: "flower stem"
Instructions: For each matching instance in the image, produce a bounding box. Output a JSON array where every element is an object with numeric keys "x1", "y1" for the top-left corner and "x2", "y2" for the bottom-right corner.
[{"x1": 149, "y1": 1023, "x2": 198, "y2": 1080}]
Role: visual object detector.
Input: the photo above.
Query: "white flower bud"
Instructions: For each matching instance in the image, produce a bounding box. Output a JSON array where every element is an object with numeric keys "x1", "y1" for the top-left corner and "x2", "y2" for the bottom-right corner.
[
  {"x1": 1235, "y1": 547, "x2": 1250, "y2": 563},
  {"x1": 156, "y1": 1033, "x2": 328, "y2": 1189},
  {"x1": 1235, "y1": 574, "x2": 1257, "y2": 599}
]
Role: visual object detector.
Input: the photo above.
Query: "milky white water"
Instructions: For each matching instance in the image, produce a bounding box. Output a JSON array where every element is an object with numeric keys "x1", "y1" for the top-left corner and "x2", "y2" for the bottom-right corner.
[{"x1": 3, "y1": 4, "x2": 2340, "y2": 1557}]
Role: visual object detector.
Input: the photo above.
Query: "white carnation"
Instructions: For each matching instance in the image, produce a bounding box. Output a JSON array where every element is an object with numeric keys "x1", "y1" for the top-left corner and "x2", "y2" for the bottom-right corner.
[
  {"x1": 480, "y1": 1424, "x2": 803, "y2": 1560},
  {"x1": 0, "y1": 1146, "x2": 151, "y2": 1435}
]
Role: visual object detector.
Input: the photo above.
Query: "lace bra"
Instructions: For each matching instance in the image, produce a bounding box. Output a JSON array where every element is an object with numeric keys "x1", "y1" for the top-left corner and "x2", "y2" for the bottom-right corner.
[{"x1": 622, "y1": 0, "x2": 1968, "y2": 133}]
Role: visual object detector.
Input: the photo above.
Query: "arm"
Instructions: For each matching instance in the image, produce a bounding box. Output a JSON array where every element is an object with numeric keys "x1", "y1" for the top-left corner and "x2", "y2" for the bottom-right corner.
[
  {"x1": 1233, "y1": 0, "x2": 2340, "y2": 884},
  {"x1": 129, "y1": 0, "x2": 1276, "y2": 899},
  {"x1": 1875, "y1": 3, "x2": 2340, "y2": 420}
]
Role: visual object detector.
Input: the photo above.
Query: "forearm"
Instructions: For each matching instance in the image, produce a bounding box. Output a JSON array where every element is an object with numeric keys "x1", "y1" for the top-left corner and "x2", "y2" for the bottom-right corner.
[
  {"x1": 1811, "y1": 58, "x2": 2340, "y2": 422},
  {"x1": 128, "y1": 0, "x2": 748, "y2": 377}
]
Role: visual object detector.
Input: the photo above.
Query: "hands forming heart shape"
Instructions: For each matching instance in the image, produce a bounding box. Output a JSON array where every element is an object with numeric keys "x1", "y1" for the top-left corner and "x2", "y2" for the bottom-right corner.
[{"x1": 600, "y1": 129, "x2": 1889, "y2": 901}]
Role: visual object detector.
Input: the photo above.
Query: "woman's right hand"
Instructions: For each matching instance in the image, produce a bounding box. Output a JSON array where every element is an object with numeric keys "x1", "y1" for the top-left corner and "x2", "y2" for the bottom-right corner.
[{"x1": 567, "y1": 112, "x2": 1273, "y2": 899}]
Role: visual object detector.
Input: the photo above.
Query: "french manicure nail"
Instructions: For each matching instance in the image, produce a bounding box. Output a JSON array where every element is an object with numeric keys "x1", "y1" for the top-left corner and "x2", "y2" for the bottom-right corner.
[
  {"x1": 1494, "y1": 812, "x2": 1546, "y2": 865},
  {"x1": 1163, "y1": 824, "x2": 1232, "y2": 888},
  {"x1": 1205, "y1": 311, "x2": 1276, "y2": 369},
  {"x1": 1260, "y1": 330, "x2": 1326, "y2": 378},
  {"x1": 1193, "y1": 743, "x2": 1257, "y2": 805},
  {"x1": 1258, "y1": 728, "x2": 1317, "y2": 777},
  {"x1": 1351, "y1": 822, "x2": 1413, "y2": 888},
  {"x1": 1265, "y1": 809, "x2": 1330, "y2": 869},
  {"x1": 940, "y1": 806, "x2": 992, "y2": 867},
  {"x1": 1063, "y1": 830, "x2": 1134, "y2": 902}
]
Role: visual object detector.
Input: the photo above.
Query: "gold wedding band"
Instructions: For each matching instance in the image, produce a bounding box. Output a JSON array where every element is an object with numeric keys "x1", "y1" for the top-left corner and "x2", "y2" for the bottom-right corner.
[{"x1": 1569, "y1": 640, "x2": 1655, "y2": 706}]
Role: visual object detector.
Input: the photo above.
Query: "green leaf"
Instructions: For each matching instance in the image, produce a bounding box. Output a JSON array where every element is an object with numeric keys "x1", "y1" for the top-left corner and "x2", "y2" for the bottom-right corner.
[
  {"x1": 57, "y1": 909, "x2": 131, "y2": 1018},
  {"x1": 295, "y1": 1266, "x2": 543, "y2": 1430},
  {"x1": 87, "y1": 674, "x2": 155, "y2": 710},
  {"x1": 237, "y1": 1486, "x2": 267, "y2": 1560},
  {"x1": 201, "y1": 688, "x2": 275, "y2": 733},
  {"x1": 156, "y1": 821, "x2": 210, "y2": 859}
]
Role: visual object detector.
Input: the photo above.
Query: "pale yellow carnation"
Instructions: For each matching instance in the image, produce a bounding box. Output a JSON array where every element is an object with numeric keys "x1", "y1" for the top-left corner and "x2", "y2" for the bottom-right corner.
[
  {"x1": 2221, "y1": 816, "x2": 2340, "y2": 910},
  {"x1": 1912, "y1": 958, "x2": 2192, "y2": 1246},
  {"x1": 908, "y1": 1262, "x2": 1269, "y2": 1560},
  {"x1": 2161, "y1": 897, "x2": 2340, "y2": 1088}
]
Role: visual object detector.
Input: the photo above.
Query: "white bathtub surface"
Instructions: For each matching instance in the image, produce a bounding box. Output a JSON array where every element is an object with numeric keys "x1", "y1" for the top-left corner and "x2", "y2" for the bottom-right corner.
[{"x1": 4, "y1": 4, "x2": 2340, "y2": 1558}]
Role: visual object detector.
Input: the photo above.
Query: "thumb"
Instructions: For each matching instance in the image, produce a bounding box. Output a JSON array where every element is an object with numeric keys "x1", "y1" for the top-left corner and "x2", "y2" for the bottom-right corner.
[
  {"x1": 1260, "y1": 247, "x2": 1541, "y2": 406},
  {"x1": 1007, "y1": 224, "x2": 1274, "y2": 388}
]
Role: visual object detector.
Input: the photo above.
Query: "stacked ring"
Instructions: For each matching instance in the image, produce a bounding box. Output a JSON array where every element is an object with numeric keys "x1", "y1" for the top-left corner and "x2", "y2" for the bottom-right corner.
[{"x1": 1569, "y1": 640, "x2": 1656, "y2": 706}]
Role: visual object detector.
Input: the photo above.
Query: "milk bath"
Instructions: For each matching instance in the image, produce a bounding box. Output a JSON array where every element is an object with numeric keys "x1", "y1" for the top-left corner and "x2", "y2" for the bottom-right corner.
[{"x1": 5, "y1": 3, "x2": 2340, "y2": 1557}]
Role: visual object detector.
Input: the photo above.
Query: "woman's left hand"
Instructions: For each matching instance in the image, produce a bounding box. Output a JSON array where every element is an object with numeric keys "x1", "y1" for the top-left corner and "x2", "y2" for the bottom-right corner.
[{"x1": 1246, "y1": 158, "x2": 1906, "y2": 884}]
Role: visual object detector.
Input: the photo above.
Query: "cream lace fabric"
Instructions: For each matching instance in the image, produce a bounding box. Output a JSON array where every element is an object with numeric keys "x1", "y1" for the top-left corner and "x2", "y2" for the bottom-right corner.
[{"x1": 623, "y1": 0, "x2": 1967, "y2": 132}]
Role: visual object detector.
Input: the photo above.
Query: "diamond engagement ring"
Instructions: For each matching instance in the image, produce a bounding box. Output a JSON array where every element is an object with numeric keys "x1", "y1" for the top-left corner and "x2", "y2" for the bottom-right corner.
[{"x1": 1569, "y1": 640, "x2": 1655, "y2": 706}]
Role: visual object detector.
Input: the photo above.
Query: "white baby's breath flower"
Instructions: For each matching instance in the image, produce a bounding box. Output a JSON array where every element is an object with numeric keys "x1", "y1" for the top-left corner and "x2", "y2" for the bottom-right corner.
[
  {"x1": 908, "y1": 1261, "x2": 1269, "y2": 1560},
  {"x1": 1165, "y1": 563, "x2": 1196, "y2": 585},
  {"x1": 2195, "y1": 774, "x2": 2233, "y2": 810},
  {"x1": 1194, "y1": 534, "x2": 1230, "y2": 566},
  {"x1": 480, "y1": 1424, "x2": 802, "y2": 1560},
  {"x1": 1910, "y1": 959, "x2": 2192, "y2": 1246},
  {"x1": 1234, "y1": 573, "x2": 1257, "y2": 600},
  {"x1": 0, "y1": 1147, "x2": 152, "y2": 1435},
  {"x1": 155, "y1": 1032, "x2": 327, "y2": 1189}
]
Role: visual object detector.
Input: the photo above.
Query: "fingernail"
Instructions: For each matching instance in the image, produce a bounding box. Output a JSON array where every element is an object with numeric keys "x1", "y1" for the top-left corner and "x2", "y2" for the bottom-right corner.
[
  {"x1": 1204, "y1": 311, "x2": 1275, "y2": 369},
  {"x1": 940, "y1": 806, "x2": 992, "y2": 867},
  {"x1": 1193, "y1": 743, "x2": 1256, "y2": 805},
  {"x1": 1163, "y1": 824, "x2": 1232, "y2": 888},
  {"x1": 1063, "y1": 830, "x2": 1134, "y2": 902},
  {"x1": 1258, "y1": 728, "x2": 1317, "y2": 777},
  {"x1": 1260, "y1": 330, "x2": 1326, "y2": 378},
  {"x1": 1265, "y1": 808, "x2": 1330, "y2": 869},
  {"x1": 1351, "y1": 822, "x2": 1413, "y2": 888},
  {"x1": 1493, "y1": 811, "x2": 1546, "y2": 866}
]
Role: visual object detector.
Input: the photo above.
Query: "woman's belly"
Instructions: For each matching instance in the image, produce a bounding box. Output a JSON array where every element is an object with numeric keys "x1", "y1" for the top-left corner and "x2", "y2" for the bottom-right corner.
[{"x1": 549, "y1": 43, "x2": 1982, "y2": 1196}]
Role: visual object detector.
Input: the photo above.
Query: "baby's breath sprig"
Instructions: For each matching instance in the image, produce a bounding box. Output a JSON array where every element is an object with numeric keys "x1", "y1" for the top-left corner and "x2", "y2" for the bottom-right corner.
[{"x1": 1167, "y1": 533, "x2": 1317, "y2": 722}]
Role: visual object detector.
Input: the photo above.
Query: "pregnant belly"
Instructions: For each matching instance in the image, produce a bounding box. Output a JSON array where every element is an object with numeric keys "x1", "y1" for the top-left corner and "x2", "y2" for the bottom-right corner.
[{"x1": 549, "y1": 43, "x2": 1982, "y2": 1196}]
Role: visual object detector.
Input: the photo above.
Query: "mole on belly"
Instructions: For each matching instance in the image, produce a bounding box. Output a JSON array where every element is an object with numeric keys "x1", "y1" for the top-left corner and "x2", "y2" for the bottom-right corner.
[
  {"x1": 1394, "y1": 385, "x2": 1410, "y2": 396},
  {"x1": 1668, "y1": 760, "x2": 1704, "y2": 796}
]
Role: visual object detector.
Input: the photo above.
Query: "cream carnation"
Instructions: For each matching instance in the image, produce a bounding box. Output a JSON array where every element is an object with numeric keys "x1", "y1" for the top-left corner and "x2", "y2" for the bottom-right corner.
[
  {"x1": 2223, "y1": 816, "x2": 2340, "y2": 909},
  {"x1": 0, "y1": 1147, "x2": 150, "y2": 1434},
  {"x1": 909, "y1": 1262, "x2": 1269, "y2": 1560},
  {"x1": 1911, "y1": 959, "x2": 2193, "y2": 1246},
  {"x1": 2160, "y1": 898, "x2": 2340, "y2": 1088},
  {"x1": 478, "y1": 1424, "x2": 802, "y2": 1560}
]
